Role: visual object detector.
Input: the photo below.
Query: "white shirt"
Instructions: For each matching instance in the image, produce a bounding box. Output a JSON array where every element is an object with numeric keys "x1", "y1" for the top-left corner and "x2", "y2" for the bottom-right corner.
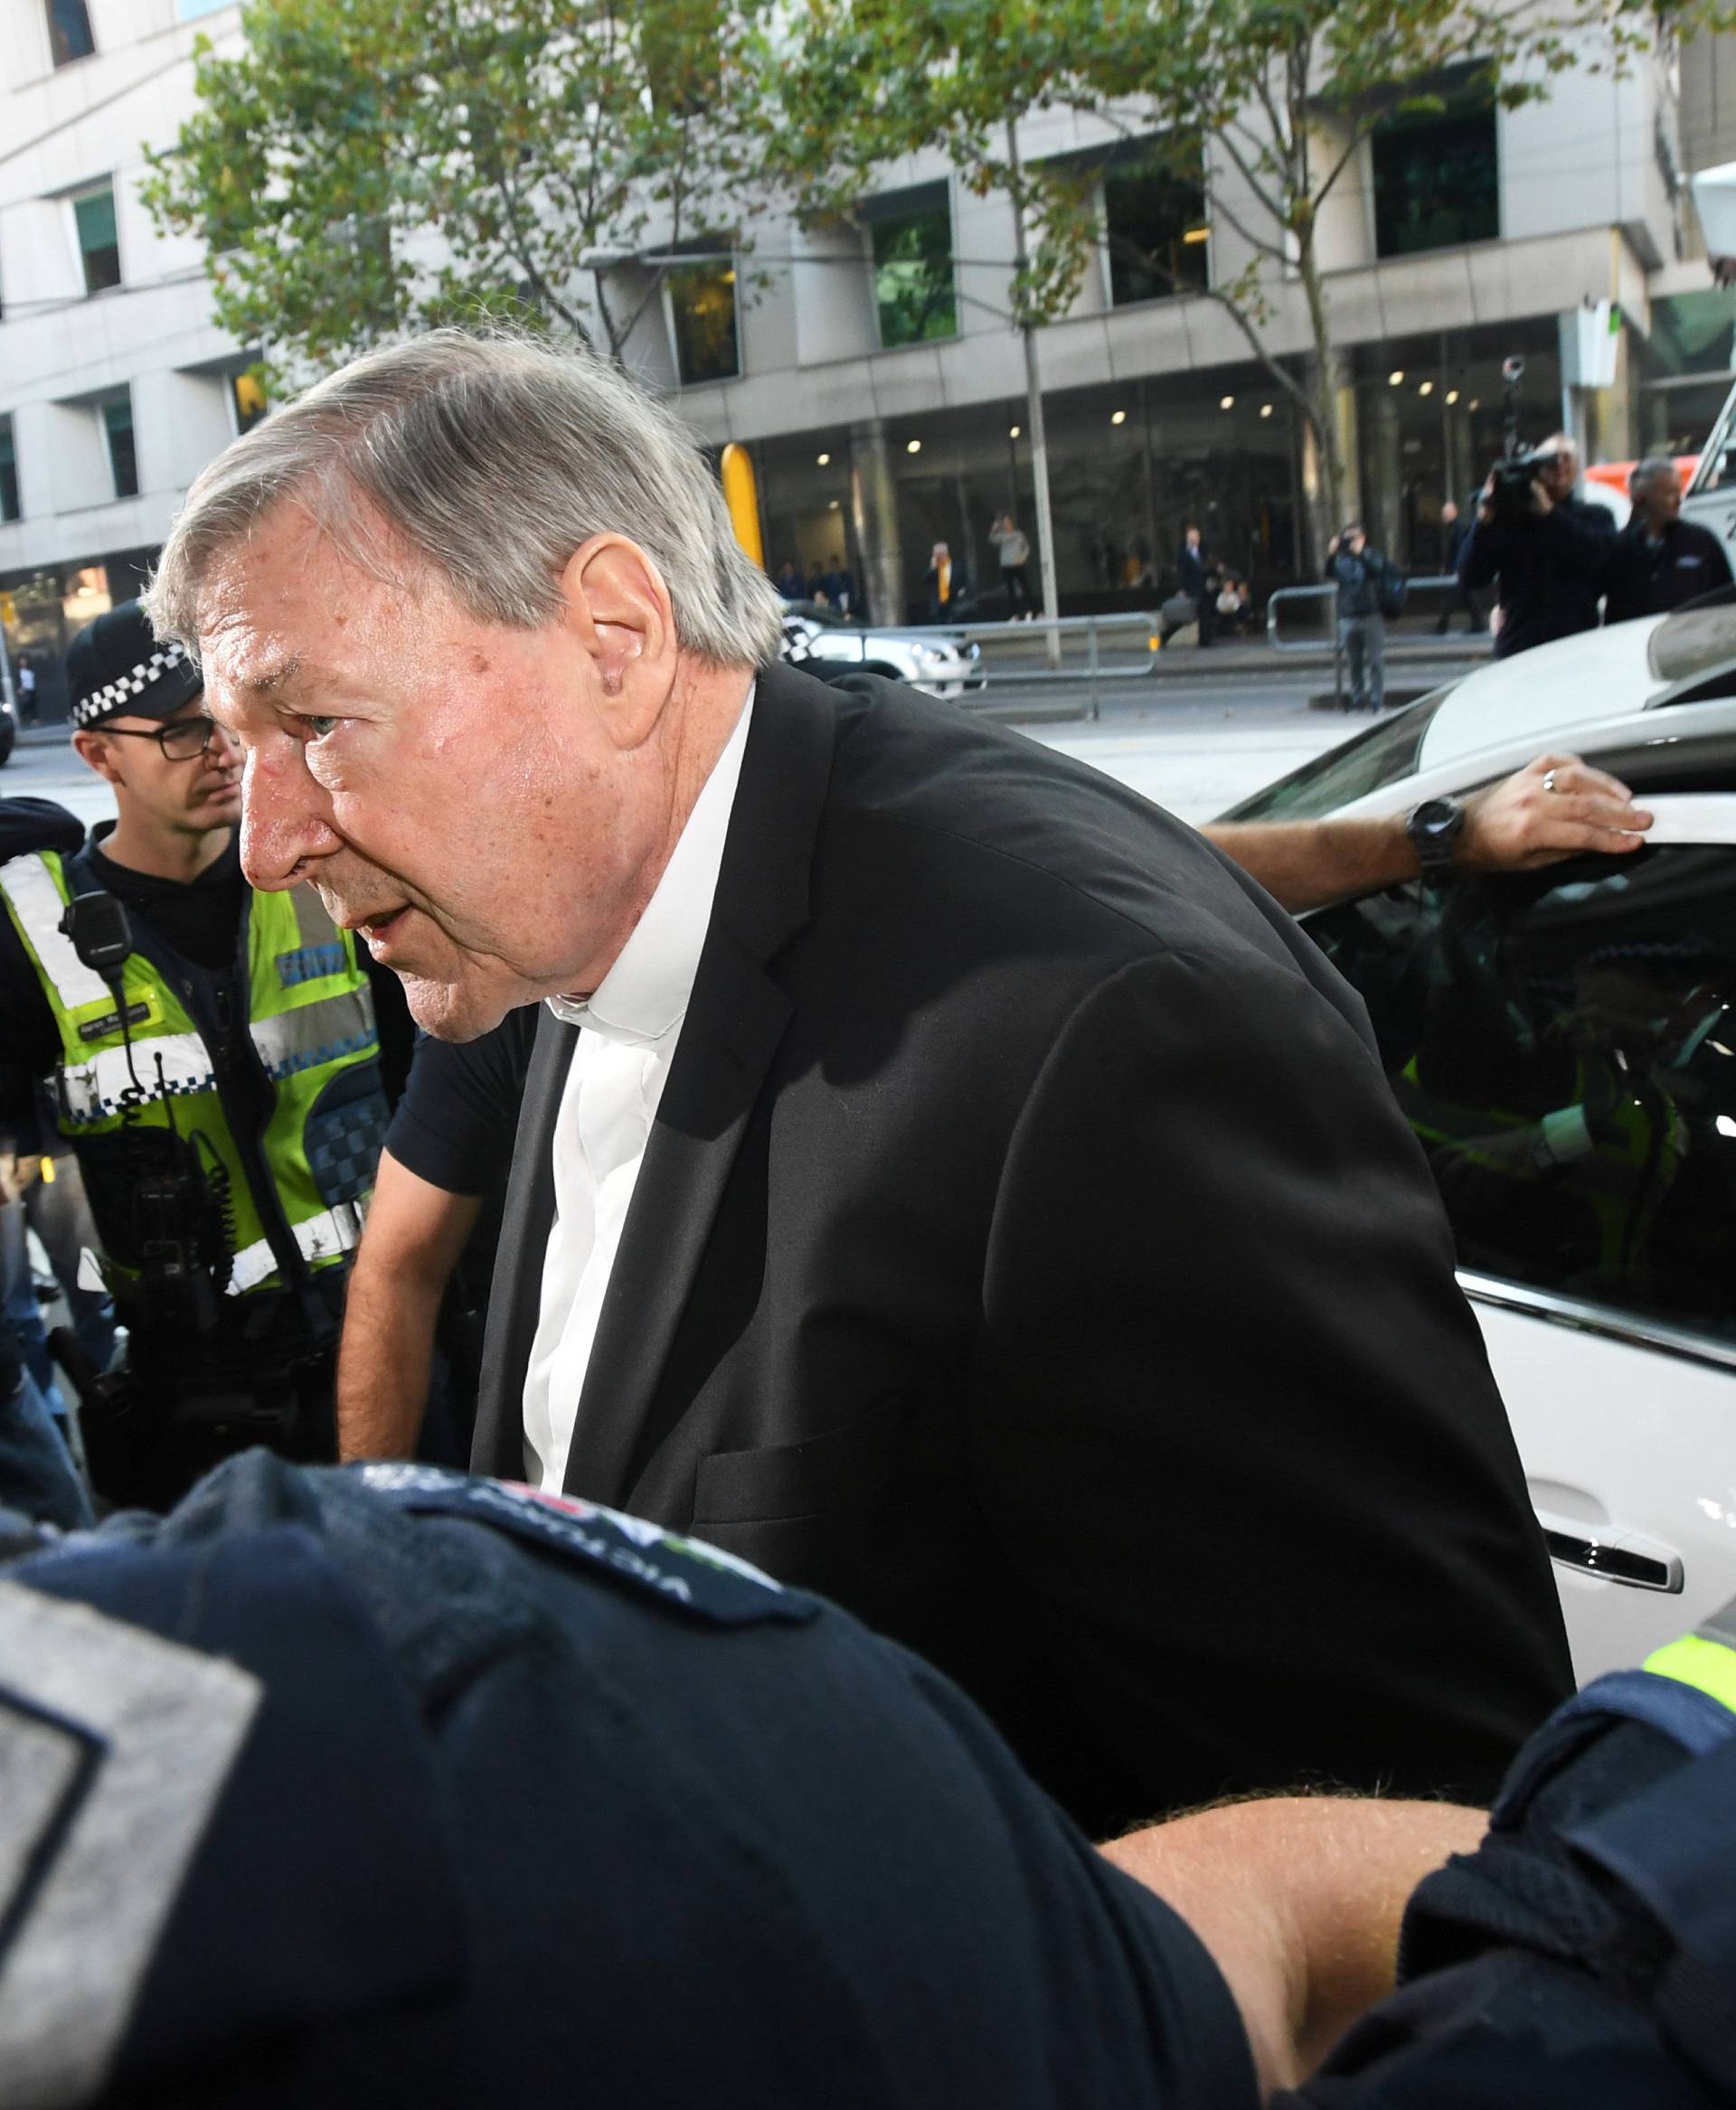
[{"x1": 520, "y1": 687, "x2": 755, "y2": 1491}]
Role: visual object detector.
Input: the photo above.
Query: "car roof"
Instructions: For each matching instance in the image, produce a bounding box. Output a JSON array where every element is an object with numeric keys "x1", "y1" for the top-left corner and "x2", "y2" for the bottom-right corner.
[{"x1": 1411, "y1": 617, "x2": 1667, "y2": 775}]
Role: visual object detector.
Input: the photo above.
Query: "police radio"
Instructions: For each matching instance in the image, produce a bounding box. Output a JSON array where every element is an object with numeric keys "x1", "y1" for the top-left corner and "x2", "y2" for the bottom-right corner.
[{"x1": 57, "y1": 890, "x2": 234, "y2": 1320}]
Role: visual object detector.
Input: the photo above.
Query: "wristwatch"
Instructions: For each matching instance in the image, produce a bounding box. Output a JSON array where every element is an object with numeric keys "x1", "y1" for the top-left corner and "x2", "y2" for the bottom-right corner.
[{"x1": 1405, "y1": 796, "x2": 1466, "y2": 877}]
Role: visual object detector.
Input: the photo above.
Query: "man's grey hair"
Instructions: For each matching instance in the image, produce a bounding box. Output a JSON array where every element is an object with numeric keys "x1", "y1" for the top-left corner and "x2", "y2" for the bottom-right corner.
[
  {"x1": 147, "y1": 329, "x2": 787, "y2": 666},
  {"x1": 1629, "y1": 456, "x2": 1680, "y2": 499}
]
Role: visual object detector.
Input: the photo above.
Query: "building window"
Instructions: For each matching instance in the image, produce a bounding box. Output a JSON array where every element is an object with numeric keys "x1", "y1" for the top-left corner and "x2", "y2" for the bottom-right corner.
[
  {"x1": 102, "y1": 393, "x2": 138, "y2": 499},
  {"x1": 175, "y1": 0, "x2": 232, "y2": 16},
  {"x1": 231, "y1": 369, "x2": 268, "y2": 434},
  {"x1": 74, "y1": 184, "x2": 121, "y2": 295},
  {"x1": 45, "y1": 0, "x2": 95, "y2": 66},
  {"x1": 666, "y1": 252, "x2": 741, "y2": 386},
  {"x1": 1371, "y1": 67, "x2": 1499, "y2": 259},
  {"x1": 866, "y1": 185, "x2": 957, "y2": 349},
  {"x1": 1103, "y1": 142, "x2": 1210, "y2": 306},
  {"x1": 0, "y1": 419, "x2": 18, "y2": 523}
]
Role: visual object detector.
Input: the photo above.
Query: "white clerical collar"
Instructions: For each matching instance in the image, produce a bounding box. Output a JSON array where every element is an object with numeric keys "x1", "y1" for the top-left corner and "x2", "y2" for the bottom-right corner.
[{"x1": 546, "y1": 683, "x2": 755, "y2": 1047}]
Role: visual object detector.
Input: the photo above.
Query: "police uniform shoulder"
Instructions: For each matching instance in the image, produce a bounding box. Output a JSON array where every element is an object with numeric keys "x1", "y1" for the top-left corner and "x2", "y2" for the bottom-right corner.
[{"x1": 0, "y1": 799, "x2": 84, "y2": 867}]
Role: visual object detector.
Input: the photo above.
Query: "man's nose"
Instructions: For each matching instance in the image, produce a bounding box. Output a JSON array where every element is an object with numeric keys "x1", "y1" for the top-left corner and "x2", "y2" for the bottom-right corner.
[{"x1": 238, "y1": 737, "x2": 343, "y2": 891}]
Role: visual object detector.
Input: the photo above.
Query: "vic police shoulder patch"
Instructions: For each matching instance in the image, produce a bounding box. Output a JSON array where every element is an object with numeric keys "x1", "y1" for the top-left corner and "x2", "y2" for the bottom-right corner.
[{"x1": 350, "y1": 1464, "x2": 820, "y2": 1628}]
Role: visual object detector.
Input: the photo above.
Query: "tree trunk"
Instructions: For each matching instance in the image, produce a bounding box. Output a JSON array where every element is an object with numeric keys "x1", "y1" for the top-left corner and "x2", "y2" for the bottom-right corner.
[
  {"x1": 1297, "y1": 233, "x2": 1343, "y2": 570},
  {"x1": 1005, "y1": 123, "x2": 1062, "y2": 666}
]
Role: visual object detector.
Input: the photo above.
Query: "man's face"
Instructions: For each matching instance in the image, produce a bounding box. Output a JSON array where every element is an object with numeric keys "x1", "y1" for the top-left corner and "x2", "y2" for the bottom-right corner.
[
  {"x1": 1539, "y1": 449, "x2": 1579, "y2": 502},
  {"x1": 1185, "y1": 529, "x2": 1201, "y2": 550},
  {"x1": 84, "y1": 700, "x2": 241, "y2": 835},
  {"x1": 1638, "y1": 467, "x2": 1684, "y2": 526},
  {"x1": 198, "y1": 503, "x2": 673, "y2": 1041}
]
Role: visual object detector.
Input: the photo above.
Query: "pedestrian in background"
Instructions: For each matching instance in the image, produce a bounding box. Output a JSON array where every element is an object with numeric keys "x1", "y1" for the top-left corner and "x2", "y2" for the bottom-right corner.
[
  {"x1": 1326, "y1": 521, "x2": 1394, "y2": 712},
  {"x1": 1605, "y1": 457, "x2": 1732, "y2": 623},
  {"x1": 1433, "y1": 499, "x2": 1482, "y2": 635},
  {"x1": 923, "y1": 540, "x2": 970, "y2": 620},
  {"x1": 988, "y1": 513, "x2": 1033, "y2": 618},
  {"x1": 14, "y1": 657, "x2": 36, "y2": 726},
  {"x1": 1177, "y1": 523, "x2": 1214, "y2": 646},
  {"x1": 774, "y1": 559, "x2": 807, "y2": 603}
]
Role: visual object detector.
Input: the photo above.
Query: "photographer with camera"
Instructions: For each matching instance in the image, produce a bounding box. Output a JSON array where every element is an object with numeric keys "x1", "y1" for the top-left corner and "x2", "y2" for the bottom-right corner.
[
  {"x1": 0, "y1": 603, "x2": 404, "y2": 1510},
  {"x1": 1458, "y1": 428, "x2": 1616, "y2": 658},
  {"x1": 1324, "y1": 522, "x2": 1401, "y2": 711}
]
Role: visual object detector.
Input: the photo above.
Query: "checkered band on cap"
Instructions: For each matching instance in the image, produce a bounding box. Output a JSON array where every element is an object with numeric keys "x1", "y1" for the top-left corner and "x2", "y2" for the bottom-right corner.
[{"x1": 71, "y1": 644, "x2": 193, "y2": 730}]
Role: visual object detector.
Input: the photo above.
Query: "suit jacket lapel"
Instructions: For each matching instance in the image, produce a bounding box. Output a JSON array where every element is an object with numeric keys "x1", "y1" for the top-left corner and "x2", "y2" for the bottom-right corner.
[
  {"x1": 469, "y1": 1003, "x2": 577, "y2": 1479},
  {"x1": 561, "y1": 664, "x2": 837, "y2": 1501}
]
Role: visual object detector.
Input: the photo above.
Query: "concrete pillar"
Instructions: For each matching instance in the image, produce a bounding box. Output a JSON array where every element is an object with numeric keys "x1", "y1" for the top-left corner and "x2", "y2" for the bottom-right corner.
[
  {"x1": 1367, "y1": 382, "x2": 1403, "y2": 561},
  {"x1": 849, "y1": 418, "x2": 903, "y2": 628}
]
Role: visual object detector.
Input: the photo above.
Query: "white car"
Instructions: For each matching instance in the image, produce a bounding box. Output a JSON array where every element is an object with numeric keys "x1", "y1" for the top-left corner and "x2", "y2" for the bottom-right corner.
[
  {"x1": 778, "y1": 602, "x2": 983, "y2": 699},
  {"x1": 1225, "y1": 590, "x2": 1736, "y2": 1685}
]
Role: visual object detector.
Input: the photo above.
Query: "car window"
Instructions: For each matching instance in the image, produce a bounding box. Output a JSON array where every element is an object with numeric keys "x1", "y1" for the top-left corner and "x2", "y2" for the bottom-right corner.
[
  {"x1": 1308, "y1": 846, "x2": 1736, "y2": 1344},
  {"x1": 1217, "y1": 688, "x2": 1456, "y2": 822}
]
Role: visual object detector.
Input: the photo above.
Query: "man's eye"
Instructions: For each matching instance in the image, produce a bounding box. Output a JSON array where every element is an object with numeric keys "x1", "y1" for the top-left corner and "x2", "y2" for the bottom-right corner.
[{"x1": 302, "y1": 715, "x2": 340, "y2": 739}]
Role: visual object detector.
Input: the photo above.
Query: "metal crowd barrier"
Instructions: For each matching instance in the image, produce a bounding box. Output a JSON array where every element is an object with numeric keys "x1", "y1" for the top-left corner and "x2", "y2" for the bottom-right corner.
[
  {"x1": 892, "y1": 610, "x2": 1168, "y2": 721},
  {"x1": 1265, "y1": 574, "x2": 1478, "y2": 709}
]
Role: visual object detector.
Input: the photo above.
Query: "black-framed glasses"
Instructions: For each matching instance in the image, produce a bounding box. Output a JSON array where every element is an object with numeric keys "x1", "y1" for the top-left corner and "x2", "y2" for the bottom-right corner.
[{"x1": 99, "y1": 715, "x2": 233, "y2": 764}]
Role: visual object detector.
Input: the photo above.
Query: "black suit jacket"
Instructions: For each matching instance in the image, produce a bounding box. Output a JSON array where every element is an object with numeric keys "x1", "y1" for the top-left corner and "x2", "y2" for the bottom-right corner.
[{"x1": 474, "y1": 663, "x2": 1571, "y2": 1833}]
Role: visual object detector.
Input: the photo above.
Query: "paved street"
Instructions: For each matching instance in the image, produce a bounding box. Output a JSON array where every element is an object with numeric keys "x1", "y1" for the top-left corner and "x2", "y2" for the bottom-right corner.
[{"x1": 8, "y1": 655, "x2": 1443, "y2": 835}]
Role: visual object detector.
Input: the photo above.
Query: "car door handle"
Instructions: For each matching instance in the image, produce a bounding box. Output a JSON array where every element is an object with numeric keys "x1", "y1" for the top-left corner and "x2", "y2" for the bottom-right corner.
[{"x1": 1536, "y1": 1516, "x2": 1684, "y2": 1594}]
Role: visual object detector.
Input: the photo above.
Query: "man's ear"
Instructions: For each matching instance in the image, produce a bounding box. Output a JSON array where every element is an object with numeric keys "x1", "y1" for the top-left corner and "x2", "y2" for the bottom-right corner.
[
  {"x1": 71, "y1": 730, "x2": 122, "y2": 787},
  {"x1": 556, "y1": 535, "x2": 676, "y2": 743}
]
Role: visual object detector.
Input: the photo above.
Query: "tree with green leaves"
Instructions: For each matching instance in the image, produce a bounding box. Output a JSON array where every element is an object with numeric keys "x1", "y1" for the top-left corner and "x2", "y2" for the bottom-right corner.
[
  {"x1": 761, "y1": 0, "x2": 1118, "y2": 638},
  {"x1": 142, "y1": 0, "x2": 769, "y2": 385}
]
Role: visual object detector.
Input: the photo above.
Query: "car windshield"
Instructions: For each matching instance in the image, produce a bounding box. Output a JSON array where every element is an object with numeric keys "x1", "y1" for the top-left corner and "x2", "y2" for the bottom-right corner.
[
  {"x1": 1647, "y1": 585, "x2": 1736, "y2": 684},
  {"x1": 1216, "y1": 688, "x2": 1457, "y2": 822}
]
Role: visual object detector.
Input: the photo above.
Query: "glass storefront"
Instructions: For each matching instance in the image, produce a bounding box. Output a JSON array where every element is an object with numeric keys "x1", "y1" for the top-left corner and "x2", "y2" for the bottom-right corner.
[{"x1": 0, "y1": 549, "x2": 155, "y2": 722}]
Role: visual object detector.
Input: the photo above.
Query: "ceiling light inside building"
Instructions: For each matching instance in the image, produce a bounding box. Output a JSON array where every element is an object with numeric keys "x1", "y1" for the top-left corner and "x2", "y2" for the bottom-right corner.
[
  {"x1": 1182, "y1": 226, "x2": 1209, "y2": 244},
  {"x1": 1260, "y1": 403, "x2": 1273, "y2": 418},
  {"x1": 1446, "y1": 389, "x2": 1460, "y2": 404},
  {"x1": 1389, "y1": 371, "x2": 1403, "y2": 385},
  {"x1": 816, "y1": 452, "x2": 830, "y2": 466},
  {"x1": 906, "y1": 439, "x2": 921, "y2": 454},
  {"x1": 1469, "y1": 398, "x2": 1480, "y2": 410},
  {"x1": 828, "y1": 499, "x2": 841, "y2": 511},
  {"x1": 1009, "y1": 424, "x2": 1021, "y2": 438},
  {"x1": 1219, "y1": 395, "x2": 1234, "y2": 410},
  {"x1": 1418, "y1": 381, "x2": 1433, "y2": 395},
  {"x1": 1111, "y1": 410, "x2": 1127, "y2": 425}
]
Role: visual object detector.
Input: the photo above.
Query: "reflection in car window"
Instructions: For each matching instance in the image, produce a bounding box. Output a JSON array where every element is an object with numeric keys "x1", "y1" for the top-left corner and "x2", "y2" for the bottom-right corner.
[
  {"x1": 1217, "y1": 689, "x2": 1454, "y2": 822},
  {"x1": 1309, "y1": 847, "x2": 1736, "y2": 1342},
  {"x1": 1646, "y1": 584, "x2": 1736, "y2": 684}
]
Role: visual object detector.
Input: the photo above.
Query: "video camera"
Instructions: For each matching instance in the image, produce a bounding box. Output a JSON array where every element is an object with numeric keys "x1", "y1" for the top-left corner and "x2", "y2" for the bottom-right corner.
[{"x1": 1485, "y1": 353, "x2": 1561, "y2": 521}]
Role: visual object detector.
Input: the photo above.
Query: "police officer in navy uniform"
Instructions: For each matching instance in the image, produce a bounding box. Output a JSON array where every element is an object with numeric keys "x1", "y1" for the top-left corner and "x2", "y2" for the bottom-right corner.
[
  {"x1": 0, "y1": 603, "x2": 404, "y2": 1506},
  {"x1": 0, "y1": 1445, "x2": 1731, "y2": 2108}
]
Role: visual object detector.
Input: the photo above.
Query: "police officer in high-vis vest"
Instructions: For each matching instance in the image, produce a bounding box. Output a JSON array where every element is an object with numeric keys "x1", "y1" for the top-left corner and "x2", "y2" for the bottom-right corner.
[{"x1": 0, "y1": 602, "x2": 396, "y2": 1505}]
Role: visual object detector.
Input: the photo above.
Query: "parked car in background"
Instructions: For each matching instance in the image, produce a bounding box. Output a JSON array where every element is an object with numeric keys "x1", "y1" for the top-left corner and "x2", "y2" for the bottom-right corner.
[
  {"x1": 778, "y1": 602, "x2": 983, "y2": 699},
  {"x1": 1226, "y1": 589, "x2": 1736, "y2": 1684}
]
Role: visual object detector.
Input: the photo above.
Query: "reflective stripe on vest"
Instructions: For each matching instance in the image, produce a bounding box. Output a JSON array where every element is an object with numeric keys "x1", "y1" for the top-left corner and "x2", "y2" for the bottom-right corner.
[
  {"x1": 2, "y1": 854, "x2": 110, "y2": 1011},
  {"x1": 59, "y1": 1031, "x2": 217, "y2": 1126},
  {"x1": 250, "y1": 990, "x2": 376, "y2": 1081},
  {"x1": 226, "y1": 1201, "x2": 366, "y2": 1295}
]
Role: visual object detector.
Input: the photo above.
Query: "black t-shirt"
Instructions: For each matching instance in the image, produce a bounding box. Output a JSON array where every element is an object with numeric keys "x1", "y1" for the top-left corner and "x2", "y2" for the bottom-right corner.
[
  {"x1": 387, "y1": 1006, "x2": 536, "y2": 1196},
  {"x1": 1605, "y1": 516, "x2": 1734, "y2": 624}
]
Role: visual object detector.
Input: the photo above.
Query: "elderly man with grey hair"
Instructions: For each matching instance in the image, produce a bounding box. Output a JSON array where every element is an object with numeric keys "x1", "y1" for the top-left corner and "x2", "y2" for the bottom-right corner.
[
  {"x1": 148, "y1": 328, "x2": 1571, "y2": 1838},
  {"x1": 1605, "y1": 455, "x2": 1732, "y2": 624}
]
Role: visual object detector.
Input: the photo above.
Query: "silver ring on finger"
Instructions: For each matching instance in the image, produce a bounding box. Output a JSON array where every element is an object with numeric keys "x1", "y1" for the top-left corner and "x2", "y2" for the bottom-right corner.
[{"x1": 1542, "y1": 769, "x2": 1558, "y2": 794}]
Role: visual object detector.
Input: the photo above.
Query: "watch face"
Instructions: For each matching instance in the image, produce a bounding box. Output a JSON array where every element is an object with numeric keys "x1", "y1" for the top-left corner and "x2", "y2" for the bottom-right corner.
[{"x1": 1413, "y1": 797, "x2": 1461, "y2": 840}]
